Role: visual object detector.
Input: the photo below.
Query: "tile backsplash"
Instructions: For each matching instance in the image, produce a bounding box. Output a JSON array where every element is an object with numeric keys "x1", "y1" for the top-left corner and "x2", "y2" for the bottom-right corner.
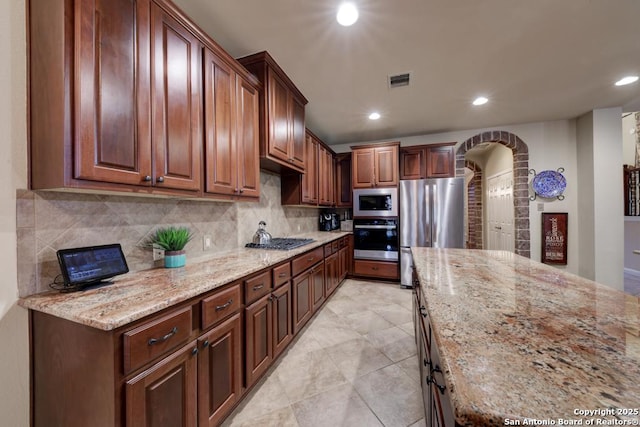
[{"x1": 16, "y1": 171, "x2": 319, "y2": 297}]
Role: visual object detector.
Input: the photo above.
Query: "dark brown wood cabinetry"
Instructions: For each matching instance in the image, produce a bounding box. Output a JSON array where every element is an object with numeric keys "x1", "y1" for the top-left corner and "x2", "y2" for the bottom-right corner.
[
  {"x1": 29, "y1": 0, "x2": 260, "y2": 200},
  {"x1": 281, "y1": 129, "x2": 337, "y2": 207},
  {"x1": 204, "y1": 50, "x2": 260, "y2": 199},
  {"x1": 197, "y1": 313, "x2": 242, "y2": 427},
  {"x1": 335, "y1": 153, "x2": 352, "y2": 207},
  {"x1": 353, "y1": 259, "x2": 399, "y2": 280},
  {"x1": 414, "y1": 278, "x2": 457, "y2": 427},
  {"x1": 29, "y1": 236, "x2": 351, "y2": 427},
  {"x1": 400, "y1": 143, "x2": 456, "y2": 180},
  {"x1": 238, "y1": 51, "x2": 308, "y2": 174},
  {"x1": 352, "y1": 142, "x2": 400, "y2": 188}
]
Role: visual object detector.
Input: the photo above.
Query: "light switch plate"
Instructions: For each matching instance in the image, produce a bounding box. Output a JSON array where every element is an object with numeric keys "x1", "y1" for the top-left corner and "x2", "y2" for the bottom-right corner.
[{"x1": 203, "y1": 235, "x2": 212, "y2": 250}]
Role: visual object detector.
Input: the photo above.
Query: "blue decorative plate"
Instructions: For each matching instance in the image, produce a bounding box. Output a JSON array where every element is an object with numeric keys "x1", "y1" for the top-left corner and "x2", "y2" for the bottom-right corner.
[{"x1": 532, "y1": 170, "x2": 566, "y2": 198}]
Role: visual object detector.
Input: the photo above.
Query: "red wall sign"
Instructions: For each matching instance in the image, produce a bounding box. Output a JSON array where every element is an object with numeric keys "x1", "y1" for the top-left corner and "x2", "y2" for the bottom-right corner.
[{"x1": 541, "y1": 213, "x2": 568, "y2": 265}]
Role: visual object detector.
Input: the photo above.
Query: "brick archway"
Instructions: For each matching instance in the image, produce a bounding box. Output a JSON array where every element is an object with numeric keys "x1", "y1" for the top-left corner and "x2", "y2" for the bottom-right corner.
[
  {"x1": 465, "y1": 160, "x2": 483, "y2": 249},
  {"x1": 456, "y1": 131, "x2": 530, "y2": 257}
]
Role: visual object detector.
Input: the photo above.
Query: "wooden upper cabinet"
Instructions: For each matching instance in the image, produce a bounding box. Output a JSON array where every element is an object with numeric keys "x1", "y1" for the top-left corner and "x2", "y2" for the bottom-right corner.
[
  {"x1": 400, "y1": 147, "x2": 426, "y2": 180},
  {"x1": 150, "y1": 4, "x2": 202, "y2": 192},
  {"x1": 74, "y1": 0, "x2": 152, "y2": 186},
  {"x1": 238, "y1": 51, "x2": 308, "y2": 174},
  {"x1": 29, "y1": 0, "x2": 258, "y2": 199},
  {"x1": 335, "y1": 153, "x2": 352, "y2": 207},
  {"x1": 426, "y1": 144, "x2": 456, "y2": 178},
  {"x1": 235, "y1": 75, "x2": 261, "y2": 198},
  {"x1": 352, "y1": 142, "x2": 399, "y2": 188},
  {"x1": 204, "y1": 49, "x2": 260, "y2": 199},
  {"x1": 400, "y1": 143, "x2": 456, "y2": 180},
  {"x1": 318, "y1": 145, "x2": 335, "y2": 206},
  {"x1": 302, "y1": 133, "x2": 319, "y2": 204}
]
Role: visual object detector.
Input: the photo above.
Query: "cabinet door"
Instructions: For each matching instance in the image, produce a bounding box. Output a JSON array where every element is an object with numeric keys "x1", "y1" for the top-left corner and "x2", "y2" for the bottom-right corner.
[
  {"x1": 204, "y1": 50, "x2": 236, "y2": 196},
  {"x1": 198, "y1": 313, "x2": 242, "y2": 427},
  {"x1": 75, "y1": 0, "x2": 152, "y2": 186},
  {"x1": 245, "y1": 294, "x2": 273, "y2": 387},
  {"x1": 426, "y1": 145, "x2": 455, "y2": 178},
  {"x1": 352, "y1": 148, "x2": 375, "y2": 188},
  {"x1": 292, "y1": 271, "x2": 313, "y2": 334},
  {"x1": 236, "y1": 75, "x2": 261, "y2": 198},
  {"x1": 267, "y1": 70, "x2": 291, "y2": 164},
  {"x1": 324, "y1": 253, "x2": 338, "y2": 297},
  {"x1": 335, "y1": 153, "x2": 352, "y2": 207},
  {"x1": 400, "y1": 147, "x2": 426, "y2": 180},
  {"x1": 151, "y1": 5, "x2": 202, "y2": 191},
  {"x1": 318, "y1": 146, "x2": 331, "y2": 205},
  {"x1": 338, "y1": 246, "x2": 348, "y2": 282},
  {"x1": 374, "y1": 146, "x2": 399, "y2": 187},
  {"x1": 302, "y1": 133, "x2": 318, "y2": 204},
  {"x1": 311, "y1": 263, "x2": 326, "y2": 311},
  {"x1": 272, "y1": 282, "x2": 293, "y2": 359},
  {"x1": 290, "y1": 96, "x2": 306, "y2": 170},
  {"x1": 126, "y1": 341, "x2": 198, "y2": 427}
]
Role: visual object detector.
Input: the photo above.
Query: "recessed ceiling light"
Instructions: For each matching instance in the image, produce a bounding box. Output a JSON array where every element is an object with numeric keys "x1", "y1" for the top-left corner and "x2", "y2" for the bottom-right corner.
[
  {"x1": 472, "y1": 96, "x2": 489, "y2": 106},
  {"x1": 337, "y1": 2, "x2": 358, "y2": 26},
  {"x1": 615, "y1": 76, "x2": 639, "y2": 86},
  {"x1": 368, "y1": 112, "x2": 381, "y2": 120}
]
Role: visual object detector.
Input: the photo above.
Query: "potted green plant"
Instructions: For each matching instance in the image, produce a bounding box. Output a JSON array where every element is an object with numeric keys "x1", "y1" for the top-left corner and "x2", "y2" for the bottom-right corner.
[{"x1": 150, "y1": 226, "x2": 193, "y2": 268}]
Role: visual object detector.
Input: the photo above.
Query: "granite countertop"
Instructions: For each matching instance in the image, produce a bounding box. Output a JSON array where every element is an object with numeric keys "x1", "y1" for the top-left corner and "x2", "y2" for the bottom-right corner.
[
  {"x1": 19, "y1": 231, "x2": 350, "y2": 331},
  {"x1": 411, "y1": 248, "x2": 640, "y2": 426}
]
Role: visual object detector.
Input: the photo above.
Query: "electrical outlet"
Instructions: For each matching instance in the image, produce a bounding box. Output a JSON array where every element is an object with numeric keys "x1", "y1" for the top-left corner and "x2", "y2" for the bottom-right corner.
[
  {"x1": 538, "y1": 203, "x2": 545, "y2": 212},
  {"x1": 203, "y1": 235, "x2": 212, "y2": 250},
  {"x1": 152, "y1": 245, "x2": 164, "y2": 261}
]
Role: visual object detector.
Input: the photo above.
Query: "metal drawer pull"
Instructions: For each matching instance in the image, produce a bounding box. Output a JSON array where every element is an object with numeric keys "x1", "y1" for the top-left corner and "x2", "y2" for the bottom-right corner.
[
  {"x1": 148, "y1": 326, "x2": 178, "y2": 346},
  {"x1": 278, "y1": 272, "x2": 287, "y2": 277},
  {"x1": 427, "y1": 376, "x2": 446, "y2": 394},
  {"x1": 215, "y1": 299, "x2": 233, "y2": 311},
  {"x1": 252, "y1": 284, "x2": 264, "y2": 291}
]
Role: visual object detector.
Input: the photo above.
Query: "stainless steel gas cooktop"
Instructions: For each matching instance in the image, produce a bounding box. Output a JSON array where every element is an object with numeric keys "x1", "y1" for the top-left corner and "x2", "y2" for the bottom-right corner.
[{"x1": 245, "y1": 238, "x2": 314, "y2": 250}]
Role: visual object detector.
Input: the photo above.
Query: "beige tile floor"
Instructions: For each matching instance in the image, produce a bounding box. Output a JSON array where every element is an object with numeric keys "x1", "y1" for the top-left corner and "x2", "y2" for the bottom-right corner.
[{"x1": 222, "y1": 279, "x2": 426, "y2": 427}]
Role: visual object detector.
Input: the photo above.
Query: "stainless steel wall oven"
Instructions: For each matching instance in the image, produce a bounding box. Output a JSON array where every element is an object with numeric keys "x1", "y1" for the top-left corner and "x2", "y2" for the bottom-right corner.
[{"x1": 353, "y1": 218, "x2": 399, "y2": 261}]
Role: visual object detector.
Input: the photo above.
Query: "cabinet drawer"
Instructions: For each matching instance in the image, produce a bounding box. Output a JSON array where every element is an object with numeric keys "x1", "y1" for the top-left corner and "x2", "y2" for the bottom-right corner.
[
  {"x1": 339, "y1": 237, "x2": 347, "y2": 249},
  {"x1": 123, "y1": 306, "x2": 193, "y2": 375},
  {"x1": 245, "y1": 270, "x2": 272, "y2": 304},
  {"x1": 332, "y1": 240, "x2": 339, "y2": 252},
  {"x1": 292, "y1": 247, "x2": 324, "y2": 277},
  {"x1": 354, "y1": 260, "x2": 398, "y2": 280},
  {"x1": 201, "y1": 282, "x2": 242, "y2": 330},
  {"x1": 273, "y1": 262, "x2": 291, "y2": 288},
  {"x1": 323, "y1": 243, "x2": 333, "y2": 257}
]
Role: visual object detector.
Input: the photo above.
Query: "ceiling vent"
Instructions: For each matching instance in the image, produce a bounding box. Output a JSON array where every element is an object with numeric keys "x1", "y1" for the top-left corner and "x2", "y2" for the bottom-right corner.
[{"x1": 388, "y1": 72, "x2": 411, "y2": 88}]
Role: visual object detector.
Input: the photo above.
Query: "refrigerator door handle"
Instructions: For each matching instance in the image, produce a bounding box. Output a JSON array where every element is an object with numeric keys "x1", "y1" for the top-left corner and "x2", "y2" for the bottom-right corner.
[
  {"x1": 431, "y1": 184, "x2": 437, "y2": 247},
  {"x1": 425, "y1": 184, "x2": 432, "y2": 246}
]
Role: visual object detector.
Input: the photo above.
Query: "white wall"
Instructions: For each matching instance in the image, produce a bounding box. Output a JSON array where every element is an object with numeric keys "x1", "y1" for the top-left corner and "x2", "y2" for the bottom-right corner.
[
  {"x1": 0, "y1": 0, "x2": 29, "y2": 425},
  {"x1": 622, "y1": 113, "x2": 637, "y2": 166},
  {"x1": 335, "y1": 120, "x2": 581, "y2": 274}
]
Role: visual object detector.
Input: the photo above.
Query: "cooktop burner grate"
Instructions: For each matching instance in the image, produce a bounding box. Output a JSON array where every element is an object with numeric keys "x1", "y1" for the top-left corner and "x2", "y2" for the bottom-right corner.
[{"x1": 245, "y1": 238, "x2": 315, "y2": 250}]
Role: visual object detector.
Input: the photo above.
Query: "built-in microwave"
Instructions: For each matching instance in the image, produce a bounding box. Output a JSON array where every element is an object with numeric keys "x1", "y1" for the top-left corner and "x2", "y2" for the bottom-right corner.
[{"x1": 353, "y1": 188, "x2": 398, "y2": 217}]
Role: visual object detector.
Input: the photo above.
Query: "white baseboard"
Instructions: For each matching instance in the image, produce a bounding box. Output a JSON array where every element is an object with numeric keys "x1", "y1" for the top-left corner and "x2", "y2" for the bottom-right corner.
[{"x1": 624, "y1": 268, "x2": 640, "y2": 278}]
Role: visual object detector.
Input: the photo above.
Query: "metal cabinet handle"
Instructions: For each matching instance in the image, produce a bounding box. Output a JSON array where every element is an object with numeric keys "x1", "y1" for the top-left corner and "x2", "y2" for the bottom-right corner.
[
  {"x1": 252, "y1": 284, "x2": 264, "y2": 291},
  {"x1": 419, "y1": 306, "x2": 427, "y2": 317},
  {"x1": 215, "y1": 299, "x2": 233, "y2": 311},
  {"x1": 191, "y1": 347, "x2": 198, "y2": 356},
  {"x1": 156, "y1": 176, "x2": 165, "y2": 183},
  {"x1": 427, "y1": 376, "x2": 446, "y2": 394},
  {"x1": 239, "y1": 188, "x2": 244, "y2": 193},
  {"x1": 278, "y1": 272, "x2": 287, "y2": 278},
  {"x1": 202, "y1": 340, "x2": 209, "y2": 348},
  {"x1": 143, "y1": 175, "x2": 152, "y2": 182},
  {"x1": 148, "y1": 326, "x2": 178, "y2": 346}
]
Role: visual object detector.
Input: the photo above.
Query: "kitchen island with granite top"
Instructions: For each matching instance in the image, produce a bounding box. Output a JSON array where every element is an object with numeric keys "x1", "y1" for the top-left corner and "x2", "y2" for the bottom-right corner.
[
  {"x1": 411, "y1": 248, "x2": 640, "y2": 426},
  {"x1": 19, "y1": 231, "x2": 352, "y2": 427}
]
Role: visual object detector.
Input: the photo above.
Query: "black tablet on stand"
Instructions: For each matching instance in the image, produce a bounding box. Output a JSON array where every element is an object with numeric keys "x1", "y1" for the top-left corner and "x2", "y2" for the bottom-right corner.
[{"x1": 54, "y1": 243, "x2": 129, "y2": 292}]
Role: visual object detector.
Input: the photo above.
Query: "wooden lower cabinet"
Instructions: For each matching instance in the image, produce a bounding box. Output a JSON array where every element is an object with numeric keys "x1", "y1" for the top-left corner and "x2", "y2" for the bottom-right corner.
[
  {"x1": 325, "y1": 252, "x2": 339, "y2": 297},
  {"x1": 245, "y1": 293, "x2": 273, "y2": 387},
  {"x1": 272, "y1": 283, "x2": 293, "y2": 359},
  {"x1": 414, "y1": 280, "x2": 457, "y2": 427},
  {"x1": 126, "y1": 341, "x2": 198, "y2": 427},
  {"x1": 198, "y1": 313, "x2": 243, "y2": 427},
  {"x1": 353, "y1": 259, "x2": 399, "y2": 280},
  {"x1": 293, "y1": 269, "x2": 314, "y2": 334},
  {"x1": 29, "y1": 237, "x2": 351, "y2": 427}
]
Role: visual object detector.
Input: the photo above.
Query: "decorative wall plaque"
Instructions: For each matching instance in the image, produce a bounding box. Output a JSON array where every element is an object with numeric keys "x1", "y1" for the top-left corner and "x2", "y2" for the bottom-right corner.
[{"x1": 541, "y1": 212, "x2": 567, "y2": 265}]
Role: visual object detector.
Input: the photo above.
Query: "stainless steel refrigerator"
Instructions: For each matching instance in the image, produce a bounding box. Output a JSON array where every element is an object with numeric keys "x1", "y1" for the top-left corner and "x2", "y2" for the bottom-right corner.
[{"x1": 400, "y1": 177, "x2": 465, "y2": 287}]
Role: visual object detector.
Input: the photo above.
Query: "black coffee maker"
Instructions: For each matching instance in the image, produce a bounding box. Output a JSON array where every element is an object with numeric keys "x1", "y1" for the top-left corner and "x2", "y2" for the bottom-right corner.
[{"x1": 319, "y1": 213, "x2": 340, "y2": 231}]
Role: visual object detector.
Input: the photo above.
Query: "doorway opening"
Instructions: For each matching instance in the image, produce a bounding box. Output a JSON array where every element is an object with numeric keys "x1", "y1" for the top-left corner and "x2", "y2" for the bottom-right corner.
[{"x1": 456, "y1": 131, "x2": 531, "y2": 258}]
